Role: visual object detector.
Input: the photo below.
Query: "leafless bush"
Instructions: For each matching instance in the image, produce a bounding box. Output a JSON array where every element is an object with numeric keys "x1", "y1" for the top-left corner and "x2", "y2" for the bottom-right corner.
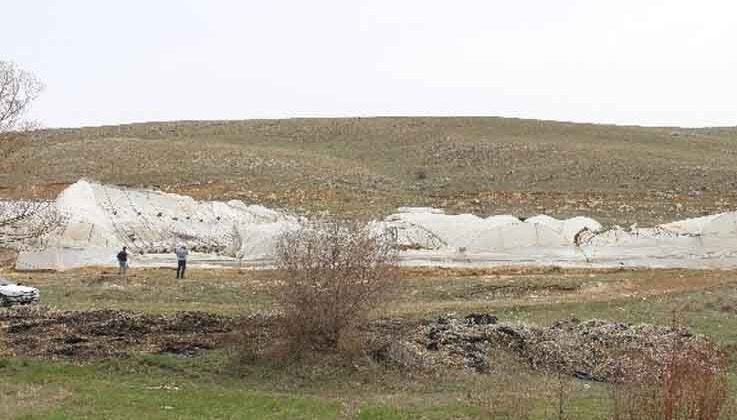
[
  {"x1": 0, "y1": 61, "x2": 42, "y2": 136},
  {"x1": 0, "y1": 200, "x2": 66, "y2": 250},
  {"x1": 0, "y1": 62, "x2": 62, "y2": 249},
  {"x1": 608, "y1": 340, "x2": 733, "y2": 420},
  {"x1": 272, "y1": 218, "x2": 399, "y2": 353}
]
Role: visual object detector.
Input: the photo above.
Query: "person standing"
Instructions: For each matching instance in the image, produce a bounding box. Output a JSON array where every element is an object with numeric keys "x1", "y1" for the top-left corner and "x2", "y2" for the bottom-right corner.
[
  {"x1": 176, "y1": 245, "x2": 189, "y2": 279},
  {"x1": 116, "y1": 246, "x2": 129, "y2": 279}
]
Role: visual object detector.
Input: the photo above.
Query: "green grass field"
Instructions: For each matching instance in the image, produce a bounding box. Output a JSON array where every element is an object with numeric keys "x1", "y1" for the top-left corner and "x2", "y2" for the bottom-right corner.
[{"x1": 1, "y1": 267, "x2": 736, "y2": 419}]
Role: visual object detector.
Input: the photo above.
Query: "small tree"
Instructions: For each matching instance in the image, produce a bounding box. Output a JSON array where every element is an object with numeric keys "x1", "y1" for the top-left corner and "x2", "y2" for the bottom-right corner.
[
  {"x1": 0, "y1": 61, "x2": 64, "y2": 251},
  {"x1": 0, "y1": 61, "x2": 42, "y2": 138},
  {"x1": 0, "y1": 200, "x2": 65, "y2": 249},
  {"x1": 273, "y1": 218, "x2": 399, "y2": 352}
]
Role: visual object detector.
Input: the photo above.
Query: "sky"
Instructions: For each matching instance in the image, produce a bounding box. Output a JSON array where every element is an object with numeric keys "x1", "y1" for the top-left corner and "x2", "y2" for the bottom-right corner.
[{"x1": 2, "y1": 0, "x2": 736, "y2": 128}]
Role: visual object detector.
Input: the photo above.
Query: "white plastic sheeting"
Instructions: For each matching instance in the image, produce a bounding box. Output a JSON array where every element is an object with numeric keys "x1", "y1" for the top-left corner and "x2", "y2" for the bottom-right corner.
[
  {"x1": 465, "y1": 223, "x2": 566, "y2": 252},
  {"x1": 10, "y1": 180, "x2": 737, "y2": 270},
  {"x1": 378, "y1": 208, "x2": 737, "y2": 269},
  {"x1": 232, "y1": 221, "x2": 301, "y2": 261},
  {"x1": 377, "y1": 210, "x2": 601, "y2": 252},
  {"x1": 16, "y1": 180, "x2": 297, "y2": 270},
  {"x1": 526, "y1": 215, "x2": 603, "y2": 243},
  {"x1": 661, "y1": 212, "x2": 737, "y2": 237},
  {"x1": 377, "y1": 212, "x2": 525, "y2": 251},
  {"x1": 0, "y1": 277, "x2": 40, "y2": 306}
]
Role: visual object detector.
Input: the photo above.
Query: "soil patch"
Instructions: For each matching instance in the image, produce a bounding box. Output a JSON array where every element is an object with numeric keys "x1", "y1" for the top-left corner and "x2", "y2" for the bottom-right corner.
[{"x1": 0, "y1": 306, "x2": 239, "y2": 359}]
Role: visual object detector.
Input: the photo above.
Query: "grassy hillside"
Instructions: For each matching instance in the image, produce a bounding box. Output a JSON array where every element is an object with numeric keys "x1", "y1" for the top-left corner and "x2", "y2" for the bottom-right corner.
[{"x1": 2, "y1": 117, "x2": 736, "y2": 224}]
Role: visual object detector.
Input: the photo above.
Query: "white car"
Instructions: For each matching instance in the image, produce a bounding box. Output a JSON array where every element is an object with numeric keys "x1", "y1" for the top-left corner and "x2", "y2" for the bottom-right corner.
[{"x1": 0, "y1": 277, "x2": 40, "y2": 306}]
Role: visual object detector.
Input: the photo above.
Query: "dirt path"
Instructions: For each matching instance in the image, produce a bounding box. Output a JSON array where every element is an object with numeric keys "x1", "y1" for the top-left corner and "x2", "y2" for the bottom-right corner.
[{"x1": 391, "y1": 268, "x2": 737, "y2": 316}]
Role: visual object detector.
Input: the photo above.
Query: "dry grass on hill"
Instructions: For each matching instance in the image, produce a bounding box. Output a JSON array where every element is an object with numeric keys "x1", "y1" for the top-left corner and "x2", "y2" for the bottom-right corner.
[{"x1": 1, "y1": 117, "x2": 736, "y2": 224}]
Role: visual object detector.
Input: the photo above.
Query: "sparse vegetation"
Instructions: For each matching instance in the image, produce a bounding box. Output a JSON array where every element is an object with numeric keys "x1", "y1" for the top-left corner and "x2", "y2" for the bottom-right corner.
[
  {"x1": 2, "y1": 118, "x2": 737, "y2": 224},
  {"x1": 2, "y1": 19, "x2": 735, "y2": 419},
  {"x1": 271, "y1": 219, "x2": 399, "y2": 353},
  {"x1": 607, "y1": 340, "x2": 733, "y2": 420},
  {"x1": 0, "y1": 267, "x2": 736, "y2": 418},
  {"x1": 0, "y1": 61, "x2": 66, "y2": 249}
]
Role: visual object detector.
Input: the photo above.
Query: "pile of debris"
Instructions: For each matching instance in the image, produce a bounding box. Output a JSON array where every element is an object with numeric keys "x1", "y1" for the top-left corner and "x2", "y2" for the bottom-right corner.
[
  {"x1": 377, "y1": 313, "x2": 716, "y2": 381},
  {"x1": 0, "y1": 276, "x2": 39, "y2": 306},
  {"x1": 0, "y1": 304, "x2": 719, "y2": 384},
  {"x1": 0, "y1": 306, "x2": 237, "y2": 358}
]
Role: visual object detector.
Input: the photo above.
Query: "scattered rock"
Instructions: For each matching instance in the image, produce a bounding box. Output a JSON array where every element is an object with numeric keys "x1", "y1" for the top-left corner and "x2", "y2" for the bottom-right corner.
[{"x1": 465, "y1": 313, "x2": 497, "y2": 325}]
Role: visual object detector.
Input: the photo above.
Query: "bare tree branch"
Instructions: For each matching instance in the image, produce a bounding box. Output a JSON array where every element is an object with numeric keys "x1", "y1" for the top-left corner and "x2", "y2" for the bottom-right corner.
[
  {"x1": 273, "y1": 218, "x2": 399, "y2": 351},
  {"x1": 0, "y1": 61, "x2": 43, "y2": 134},
  {"x1": 0, "y1": 61, "x2": 60, "y2": 250},
  {"x1": 0, "y1": 200, "x2": 67, "y2": 250}
]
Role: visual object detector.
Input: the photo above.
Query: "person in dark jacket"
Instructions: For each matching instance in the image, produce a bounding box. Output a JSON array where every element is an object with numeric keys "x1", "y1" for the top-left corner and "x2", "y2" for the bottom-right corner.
[{"x1": 116, "y1": 246, "x2": 128, "y2": 279}]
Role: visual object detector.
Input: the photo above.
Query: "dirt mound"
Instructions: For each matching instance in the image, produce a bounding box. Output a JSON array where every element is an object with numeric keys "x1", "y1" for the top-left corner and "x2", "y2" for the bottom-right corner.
[
  {"x1": 378, "y1": 314, "x2": 716, "y2": 381},
  {"x1": 0, "y1": 306, "x2": 238, "y2": 358}
]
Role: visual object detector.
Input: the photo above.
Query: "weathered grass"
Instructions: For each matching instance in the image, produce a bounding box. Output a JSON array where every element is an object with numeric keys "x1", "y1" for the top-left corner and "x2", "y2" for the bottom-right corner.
[
  {"x1": 1, "y1": 267, "x2": 736, "y2": 418},
  {"x1": 3, "y1": 117, "x2": 737, "y2": 224}
]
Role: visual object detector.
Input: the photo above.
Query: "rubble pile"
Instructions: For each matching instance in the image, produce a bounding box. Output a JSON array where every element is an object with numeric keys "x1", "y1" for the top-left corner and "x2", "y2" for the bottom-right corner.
[{"x1": 381, "y1": 314, "x2": 714, "y2": 381}]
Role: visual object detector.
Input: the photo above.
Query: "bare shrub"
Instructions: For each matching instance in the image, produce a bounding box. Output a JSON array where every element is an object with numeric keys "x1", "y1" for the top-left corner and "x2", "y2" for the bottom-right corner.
[
  {"x1": 529, "y1": 338, "x2": 577, "y2": 420},
  {"x1": 273, "y1": 218, "x2": 399, "y2": 353},
  {"x1": 0, "y1": 61, "x2": 42, "y2": 136},
  {"x1": 549, "y1": 369, "x2": 576, "y2": 420},
  {"x1": 0, "y1": 200, "x2": 66, "y2": 250},
  {"x1": 0, "y1": 62, "x2": 64, "y2": 249},
  {"x1": 608, "y1": 340, "x2": 733, "y2": 420}
]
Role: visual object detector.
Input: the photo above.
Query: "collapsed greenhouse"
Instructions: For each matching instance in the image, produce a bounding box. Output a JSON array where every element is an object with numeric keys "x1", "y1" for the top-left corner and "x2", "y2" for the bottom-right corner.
[{"x1": 6, "y1": 180, "x2": 737, "y2": 271}]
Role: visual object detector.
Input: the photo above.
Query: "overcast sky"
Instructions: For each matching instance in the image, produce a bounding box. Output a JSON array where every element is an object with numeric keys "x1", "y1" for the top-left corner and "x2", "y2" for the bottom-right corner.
[{"x1": 3, "y1": 0, "x2": 736, "y2": 128}]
